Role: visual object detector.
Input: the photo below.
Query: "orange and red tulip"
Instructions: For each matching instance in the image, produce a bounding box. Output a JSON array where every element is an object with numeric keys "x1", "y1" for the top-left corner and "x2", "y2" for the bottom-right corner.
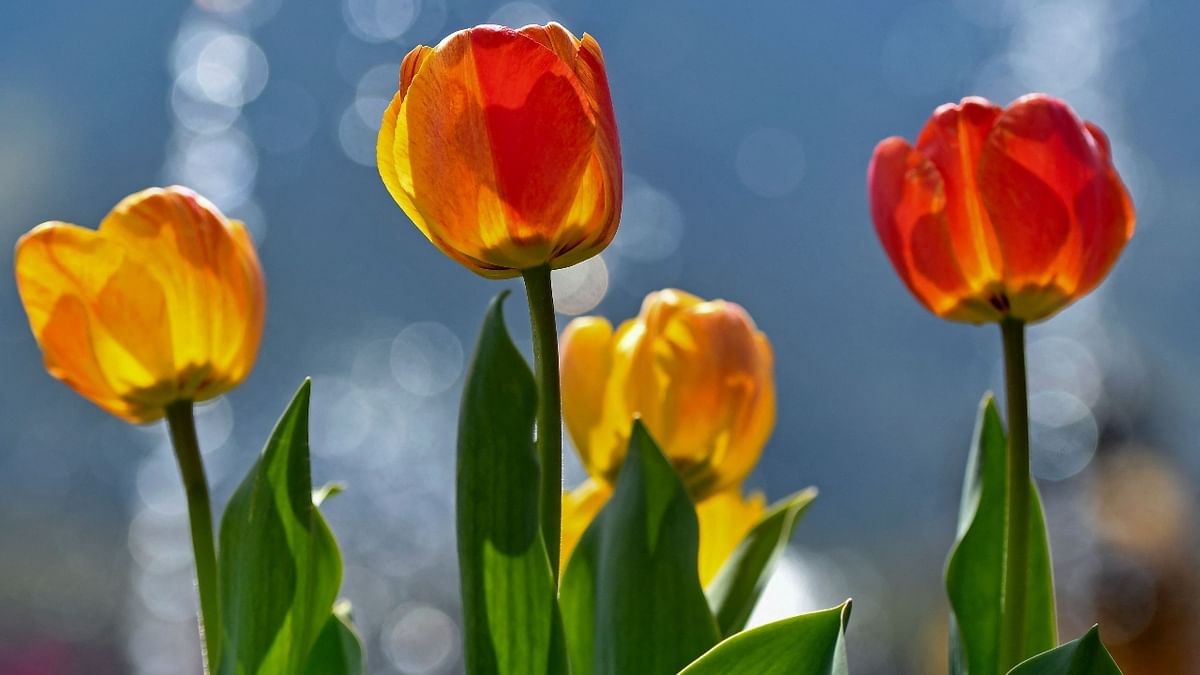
[
  {"x1": 868, "y1": 94, "x2": 1134, "y2": 323},
  {"x1": 377, "y1": 22, "x2": 621, "y2": 278},
  {"x1": 15, "y1": 186, "x2": 266, "y2": 423}
]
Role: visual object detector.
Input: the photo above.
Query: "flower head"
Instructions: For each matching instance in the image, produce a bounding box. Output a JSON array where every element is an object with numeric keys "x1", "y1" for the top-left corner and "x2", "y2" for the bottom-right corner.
[
  {"x1": 868, "y1": 94, "x2": 1134, "y2": 323},
  {"x1": 377, "y1": 22, "x2": 621, "y2": 278},
  {"x1": 561, "y1": 289, "x2": 775, "y2": 499},
  {"x1": 15, "y1": 186, "x2": 265, "y2": 423}
]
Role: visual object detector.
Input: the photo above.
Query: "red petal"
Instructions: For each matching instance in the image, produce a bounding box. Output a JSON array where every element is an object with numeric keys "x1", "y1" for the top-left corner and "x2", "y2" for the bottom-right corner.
[
  {"x1": 978, "y1": 95, "x2": 1099, "y2": 290},
  {"x1": 915, "y1": 97, "x2": 1004, "y2": 284},
  {"x1": 869, "y1": 137, "x2": 971, "y2": 315},
  {"x1": 468, "y1": 26, "x2": 596, "y2": 238}
]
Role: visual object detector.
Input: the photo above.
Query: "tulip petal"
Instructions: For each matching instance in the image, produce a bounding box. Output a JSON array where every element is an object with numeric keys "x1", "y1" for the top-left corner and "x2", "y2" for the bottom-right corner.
[
  {"x1": 696, "y1": 488, "x2": 766, "y2": 587},
  {"x1": 560, "y1": 316, "x2": 619, "y2": 478},
  {"x1": 1074, "y1": 123, "x2": 1135, "y2": 296},
  {"x1": 15, "y1": 223, "x2": 175, "y2": 421},
  {"x1": 915, "y1": 97, "x2": 1004, "y2": 285},
  {"x1": 559, "y1": 33, "x2": 622, "y2": 266},
  {"x1": 656, "y1": 301, "x2": 771, "y2": 497},
  {"x1": 978, "y1": 95, "x2": 1114, "y2": 311},
  {"x1": 868, "y1": 137, "x2": 994, "y2": 321},
  {"x1": 398, "y1": 44, "x2": 433, "y2": 101},
  {"x1": 560, "y1": 478, "x2": 611, "y2": 573},
  {"x1": 98, "y1": 186, "x2": 265, "y2": 400},
  {"x1": 613, "y1": 289, "x2": 704, "y2": 466}
]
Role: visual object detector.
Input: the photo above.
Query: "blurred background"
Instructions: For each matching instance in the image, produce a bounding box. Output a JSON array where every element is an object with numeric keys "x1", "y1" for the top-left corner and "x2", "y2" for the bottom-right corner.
[{"x1": 1, "y1": 0, "x2": 1198, "y2": 673}]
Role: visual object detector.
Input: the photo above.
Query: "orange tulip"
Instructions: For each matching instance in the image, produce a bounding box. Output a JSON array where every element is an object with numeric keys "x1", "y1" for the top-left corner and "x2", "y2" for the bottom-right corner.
[
  {"x1": 560, "y1": 289, "x2": 775, "y2": 499},
  {"x1": 868, "y1": 94, "x2": 1134, "y2": 323},
  {"x1": 377, "y1": 22, "x2": 621, "y2": 278},
  {"x1": 15, "y1": 186, "x2": 265, "y2": 423}
]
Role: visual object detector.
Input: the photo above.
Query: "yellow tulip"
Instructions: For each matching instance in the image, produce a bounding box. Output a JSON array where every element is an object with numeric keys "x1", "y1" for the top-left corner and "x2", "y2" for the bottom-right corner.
[
  {"x1": 561, "y1": 478, "x2": 765, "y2": 585},
  {"x1": 15, "y1": 186, "x2": 265, "y2": 423},
  {"x1": 560, "y1": 289, "x2": 775, "y2": 499}
]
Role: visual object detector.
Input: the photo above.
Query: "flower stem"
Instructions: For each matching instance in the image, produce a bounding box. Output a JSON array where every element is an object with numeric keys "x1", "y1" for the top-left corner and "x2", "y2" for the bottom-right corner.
[
  {"x1": 165, "y1": 400, "x2": 221, "y2": 672},
  {"x1": 999, "y1": 318, "x2": 1031, "y2": 671},
  {"x1": 522, "y1": 264, "x2": 562, "y2": 582}
]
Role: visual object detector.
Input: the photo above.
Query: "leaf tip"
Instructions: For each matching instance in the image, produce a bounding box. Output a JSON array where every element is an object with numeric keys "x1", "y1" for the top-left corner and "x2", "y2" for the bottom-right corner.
[
  {"x1": 839, "y1": 598, "x2": 853, "y2": 627},
  {"x1": 296, "y1": 377, "x2": 313, "y2": 405}
]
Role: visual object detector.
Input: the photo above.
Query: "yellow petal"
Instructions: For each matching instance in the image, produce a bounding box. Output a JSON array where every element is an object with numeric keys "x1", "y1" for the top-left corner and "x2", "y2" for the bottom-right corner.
[
  {"x1": 99, "y1": 186, "x2": 265, "y2": 402},
  {"x1": 560, "y1": 478, "x2": 612, "y2": 572},
  {"x1": 560, "y1": 316, "x2": 620, "y2": 479},
  {"x1": 696, "y1": 488, "x2": 766, "y2": 586}
]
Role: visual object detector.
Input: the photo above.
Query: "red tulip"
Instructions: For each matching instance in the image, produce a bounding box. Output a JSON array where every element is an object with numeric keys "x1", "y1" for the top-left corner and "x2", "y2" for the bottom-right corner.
[{"x1": 868, "y1": 94, "x2": 1134, "y2": 323}]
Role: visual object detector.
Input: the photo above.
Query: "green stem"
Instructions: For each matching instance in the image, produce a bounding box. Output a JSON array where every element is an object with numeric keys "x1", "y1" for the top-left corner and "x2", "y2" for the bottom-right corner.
[
  {"x1": 522, "y1": 264, "x2": 563, "y2": 582},
  {"x1": 165, "y1": 400, "x2": 222, "y2": 672},
  {"x1": 999, "y1": 318, "x2": 1031, "y2": 671}
]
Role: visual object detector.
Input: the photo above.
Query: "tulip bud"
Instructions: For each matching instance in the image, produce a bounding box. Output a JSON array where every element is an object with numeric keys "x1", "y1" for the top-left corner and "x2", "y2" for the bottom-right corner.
[
  {"x1": 15, "y1": 186, "x2": 266, "y2": 423},
  {"x1": 868, "y1": 94, "x2": 1134, "y2": 323},
  {"x1": 377, "y1": 22, "x2": 622, "y2": 278},
  {"x1": 561, "y1": 289, "x2": 775, "y2": 500}
]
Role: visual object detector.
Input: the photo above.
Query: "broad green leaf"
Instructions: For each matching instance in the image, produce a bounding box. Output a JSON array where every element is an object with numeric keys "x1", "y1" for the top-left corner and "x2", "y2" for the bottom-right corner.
[
  {"x1": 560, "y1": 420, "x2": 721, "y2": 675},
  {"x1": 946, "y1": 395, "x2": 1056, "y2": 675},
  {"x1": 706, "y1": 487, "x2": 818, "y2": 636},
  {"x1": 304, "y1": 601, "x2": 365, "y2": 675},
  {"x1": 678, "y1": 601, "x2": 851, "y2": 675},
  {"x1": 457, "y1": 292, "x2": 567, "y2": 675},
  {"x1": 1007, "y1": 627, "x2": 1122, "y2": 675},
  {"x1": 217, "y1": 380, "x2": 355, "y2": 675}
]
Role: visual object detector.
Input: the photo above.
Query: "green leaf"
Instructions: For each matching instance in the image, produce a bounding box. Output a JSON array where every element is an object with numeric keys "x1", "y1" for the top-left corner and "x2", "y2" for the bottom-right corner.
[
  {"x1": 304, "y1": 601, "x2": 365, "y2": 675},
  {"x1": 677, "y1": 601, "x2": 851, "y2": 675},
  {"x1": 946, "y1": 395, "x2": 1056, "y2": 675},
  {"x1": 1007, "y1": 627, "x2": 1123, "y2": 675},
  {"x1": 706, "y1": 487, "x2": 818, "y2": 636},
  {"x1": 457, "y1": 292, "x2": 567, "y2": 675},
  {"x1": 560, "y1": 420, "x2": 721, "y2": 675},
  {"x1": 217, "y1": 380, "x2": 358, "y2": 675}
]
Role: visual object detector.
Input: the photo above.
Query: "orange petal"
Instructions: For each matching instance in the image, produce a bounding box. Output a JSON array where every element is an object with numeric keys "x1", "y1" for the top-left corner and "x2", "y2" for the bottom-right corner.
[
  {"x1": 915, "y1": 97, "x2": 1004, "y2": 285},
  {"x1": 550, "y1": 32, "x2": 622, "y2": 270},
  {"x1": 15, "y1": 223, "x2": 175, "y2": 421},
  {"x1": 398, "y1": 44, "x2": 434, "y2": 101},
  {"x1": 654, "y1": 300, "x2": 771, "y2": 496},
  {"x1": 516, "y1": 22, "x2": 581, "y2": 65}
]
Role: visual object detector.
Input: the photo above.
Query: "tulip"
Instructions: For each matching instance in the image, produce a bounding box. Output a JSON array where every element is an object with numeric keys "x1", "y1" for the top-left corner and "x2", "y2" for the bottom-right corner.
[
  {"x1": 14, "y1": 186, "x2": 264, "y2": 666},
  {"x1": 868, "y1": 94, "x2": 1134, "y2": 324},
  {"x1": 376, "y1": 22, "x2": 621, "y2": 278},
  {"x1": 15, "y1": 186, "x2": 266, "y2": 423},
  {"x1": 561, "y1": 289, "x2": 775, "y2": 499},
  {"x1": 561, "y1": 479, "x2": 765, "y2": 585},
  {"x1": 869, "y1": 95, "x2": 1136, "y2": 670}
]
